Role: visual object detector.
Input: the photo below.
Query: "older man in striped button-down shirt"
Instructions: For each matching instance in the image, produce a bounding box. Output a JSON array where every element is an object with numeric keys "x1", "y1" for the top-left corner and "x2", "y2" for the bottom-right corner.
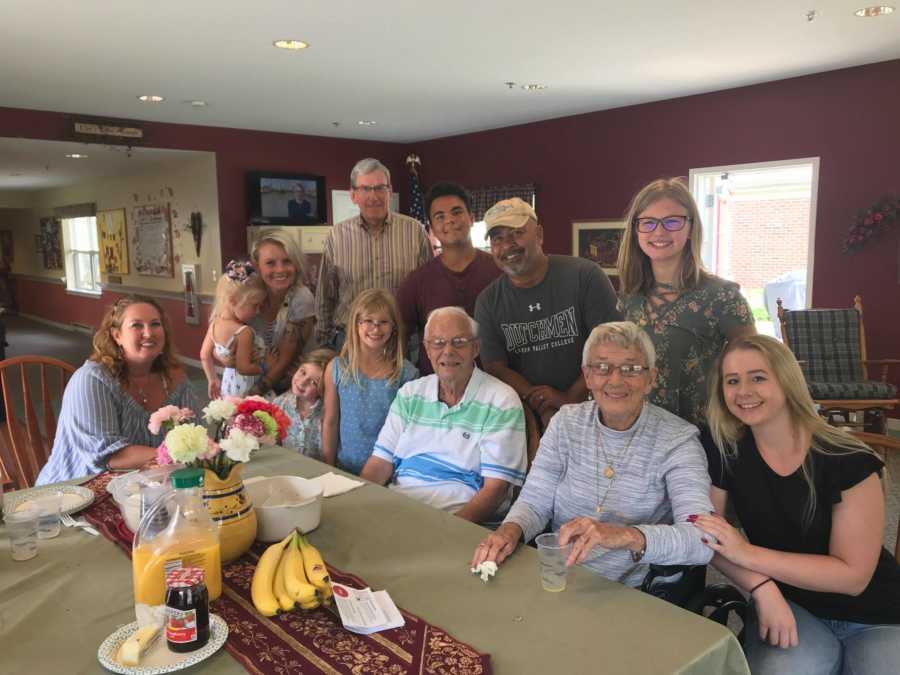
[{"x1": 315, "y1": 158, "x2": 432, "y2": 349}]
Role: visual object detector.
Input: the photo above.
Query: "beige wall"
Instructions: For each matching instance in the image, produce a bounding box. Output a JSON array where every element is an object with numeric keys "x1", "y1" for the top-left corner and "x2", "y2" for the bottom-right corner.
[{"x1": 7, "y1": 154, "x2": 221, "y2": 295}]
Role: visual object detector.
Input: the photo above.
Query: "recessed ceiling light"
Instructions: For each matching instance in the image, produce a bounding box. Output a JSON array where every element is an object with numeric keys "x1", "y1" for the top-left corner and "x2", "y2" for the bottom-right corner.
[
  {"x1": 273, "y1": 39, "x2": 309, "y2": 50},
  {"x1": 187, "y1": 100, "x2": 208, "y2": 108},
  {"x1": 855, "y1": 5, "x2": 895, "y2": 16},
  {"x1": 137, "y1": 94, "x2": 165, "y2": 103},
  {"x1": 521, "y1": 83, "x2": 547, "y2": 92},
  {"x1": 65, "y1": 153, "x2": 88, "y2": 159},
  {"x1": 357, "y1": 120, "x2": 376, "y2": 126}
]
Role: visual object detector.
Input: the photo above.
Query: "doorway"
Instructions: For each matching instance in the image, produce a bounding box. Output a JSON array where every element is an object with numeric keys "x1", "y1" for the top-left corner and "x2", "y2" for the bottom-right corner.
[{"x1": 689, "y1": 158, "x2": 819, "y2": 337}]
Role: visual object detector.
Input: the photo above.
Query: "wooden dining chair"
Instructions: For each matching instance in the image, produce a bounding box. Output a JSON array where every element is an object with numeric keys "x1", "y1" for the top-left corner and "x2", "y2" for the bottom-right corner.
[{"x1": 0, "y1": 355, "x2": 75, "y2": 490}]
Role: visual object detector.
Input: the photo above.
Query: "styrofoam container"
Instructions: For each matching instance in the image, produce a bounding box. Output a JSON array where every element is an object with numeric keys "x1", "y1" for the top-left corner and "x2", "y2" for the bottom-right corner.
[
  {"x1": 245, "y1": 475, "x2": 323, "y2": 542},
  {"x1": 107, "y1": 466, "x2": 178, "y2": 532}
]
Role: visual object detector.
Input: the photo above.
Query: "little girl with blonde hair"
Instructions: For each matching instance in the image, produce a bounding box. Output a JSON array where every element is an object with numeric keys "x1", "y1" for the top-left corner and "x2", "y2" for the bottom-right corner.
[
  {"x1": 272, "y1": 348, "x2": 335, "y2": 459},
  {"x1": 200, "y1": 260, "x2": 269, "y2": 398},
  {"x1": 322, "y1": 289, "x2": 418, "y2": 474}
]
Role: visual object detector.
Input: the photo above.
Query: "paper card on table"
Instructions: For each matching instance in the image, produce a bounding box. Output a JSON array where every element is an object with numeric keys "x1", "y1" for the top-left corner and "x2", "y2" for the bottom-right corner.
[{"x1": 332, "y1": 583, "x2": 405, "y2": 634}]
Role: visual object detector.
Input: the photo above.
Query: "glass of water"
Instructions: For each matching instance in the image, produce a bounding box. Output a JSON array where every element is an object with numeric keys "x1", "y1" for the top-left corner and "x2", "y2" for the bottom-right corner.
[
  {"x1": 33, "y1": 491, "x2": 63, "y2": 539},
  {"x1": 535, "y1": 532, "x2": 573, "y2": 592},
  {"x1": 6, "y1": 506, "x2": 39, "y2": 561}
]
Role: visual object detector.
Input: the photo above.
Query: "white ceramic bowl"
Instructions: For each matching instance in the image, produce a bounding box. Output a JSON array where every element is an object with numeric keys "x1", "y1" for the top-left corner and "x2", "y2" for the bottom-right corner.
[{"x1": 245, "y1": 475, "x2": 323, "y2": 542}]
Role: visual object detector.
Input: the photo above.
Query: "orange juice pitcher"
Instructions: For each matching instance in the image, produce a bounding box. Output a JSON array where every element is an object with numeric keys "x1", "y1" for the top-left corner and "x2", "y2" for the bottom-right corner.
[{"x1": 132, "y1": 468, "x2": 222, "y2": 624}]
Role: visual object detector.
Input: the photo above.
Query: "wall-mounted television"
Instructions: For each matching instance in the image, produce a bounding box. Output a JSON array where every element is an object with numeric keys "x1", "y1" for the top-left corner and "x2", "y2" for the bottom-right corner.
[{"x1": 247, "y1": 171, "x2": 327, "y2": 226}]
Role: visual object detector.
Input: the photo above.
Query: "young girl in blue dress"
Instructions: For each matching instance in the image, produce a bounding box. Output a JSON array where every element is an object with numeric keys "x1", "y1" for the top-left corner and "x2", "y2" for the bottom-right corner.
[{"x1": 322, "y1": 289, "x2": 418, "y2": 474}]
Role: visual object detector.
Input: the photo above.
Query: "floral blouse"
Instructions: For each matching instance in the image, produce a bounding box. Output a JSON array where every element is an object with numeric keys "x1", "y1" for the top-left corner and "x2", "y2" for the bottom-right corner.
[
  {"x1": 271, "y1": 393, "x2": 323, "y2": 461},
  {"x1": 620, "y1": 274, "x2": 754, "y2": 426}
]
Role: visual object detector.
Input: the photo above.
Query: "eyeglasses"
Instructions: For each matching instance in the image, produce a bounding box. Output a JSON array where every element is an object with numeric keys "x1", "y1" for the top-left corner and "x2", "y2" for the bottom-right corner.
[
  {"x1": 352, "y1": 184, "x2": 391, "y2": 195},
  {"x1": 424, "y1": 336, "x2": 477, "y2": 350},
  {"x1": 583, "y1": 363, "x2": 648, "y2": 378},
  {"x1": 634, "y1": 215, "x2": 691, "y2": 233},
  {"x1": 357, "y1": 318, "x2": 394, "y2": 329}
]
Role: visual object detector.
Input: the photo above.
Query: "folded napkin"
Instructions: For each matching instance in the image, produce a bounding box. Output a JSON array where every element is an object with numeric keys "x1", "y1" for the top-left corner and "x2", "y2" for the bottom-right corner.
[{"x1": 310, "y1": 472, "x2": 365, "y2": 497}]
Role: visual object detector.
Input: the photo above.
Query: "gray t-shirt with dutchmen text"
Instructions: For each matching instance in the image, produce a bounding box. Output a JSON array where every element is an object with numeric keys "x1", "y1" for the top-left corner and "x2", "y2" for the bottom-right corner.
[{"x1": 475, "y1": 255, "x2": 621, "y2": 392}]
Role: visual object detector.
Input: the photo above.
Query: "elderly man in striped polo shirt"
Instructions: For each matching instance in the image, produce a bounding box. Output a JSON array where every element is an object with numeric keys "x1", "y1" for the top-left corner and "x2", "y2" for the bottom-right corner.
[
  {"x1": 315, "y1": 157, "x2": 432, "y2": 350},
  {"x1": 361, "y1": 306, "x2": 527, "y2": 523}
]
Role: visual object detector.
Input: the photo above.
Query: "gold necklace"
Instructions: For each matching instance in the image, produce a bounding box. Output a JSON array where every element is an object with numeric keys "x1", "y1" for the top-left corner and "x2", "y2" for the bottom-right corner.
[{"x1": 595, "y1": 410, "x2": 644, "y2": 513}]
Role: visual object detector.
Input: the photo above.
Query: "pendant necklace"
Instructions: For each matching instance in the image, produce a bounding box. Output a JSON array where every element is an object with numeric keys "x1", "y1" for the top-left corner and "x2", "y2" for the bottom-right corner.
[{"x1": 595, "y1": 411, "x2": 644, "y2": 513}]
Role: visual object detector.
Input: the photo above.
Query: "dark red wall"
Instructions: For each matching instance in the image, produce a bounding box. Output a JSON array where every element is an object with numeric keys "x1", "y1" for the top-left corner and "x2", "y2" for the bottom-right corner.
[
  {"x1": 412, "y1": 59, "x2": 900, "y2": 373},
  {"x1": 0, "y1": 106, "x2": 407, "y2": 262}
]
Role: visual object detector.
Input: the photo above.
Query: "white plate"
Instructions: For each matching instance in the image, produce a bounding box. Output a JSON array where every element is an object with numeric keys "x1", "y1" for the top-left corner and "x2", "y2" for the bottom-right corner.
[
  {"x1": 97, "y1": 614, "x2": 228, "y2": 674},
  {"x1": 5, "y1": 484, "x2": 95, "y2": 516}
]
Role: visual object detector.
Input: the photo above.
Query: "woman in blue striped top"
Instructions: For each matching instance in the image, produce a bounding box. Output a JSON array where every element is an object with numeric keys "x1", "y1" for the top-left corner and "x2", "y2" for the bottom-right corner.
[{"x1": 37, "y1": 296, "x2": 198, "y2": 485}]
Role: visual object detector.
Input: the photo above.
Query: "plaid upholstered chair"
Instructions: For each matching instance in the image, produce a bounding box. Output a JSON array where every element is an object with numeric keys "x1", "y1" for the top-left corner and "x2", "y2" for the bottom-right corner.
[{"x1": 777, "y1": 296, "x2": 899, "y2": 434}]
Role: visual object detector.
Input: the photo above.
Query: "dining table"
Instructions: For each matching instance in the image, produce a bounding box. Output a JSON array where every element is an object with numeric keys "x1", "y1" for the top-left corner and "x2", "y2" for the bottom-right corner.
[{"x1": 0, "y1": 448, "x2": 750, "y2": 674}]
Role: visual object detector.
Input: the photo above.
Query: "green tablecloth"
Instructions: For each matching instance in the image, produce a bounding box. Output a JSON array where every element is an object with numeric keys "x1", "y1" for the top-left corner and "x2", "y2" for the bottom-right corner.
[{"x1": 0, "y1": 449, "x2": 749, "y2": 674}]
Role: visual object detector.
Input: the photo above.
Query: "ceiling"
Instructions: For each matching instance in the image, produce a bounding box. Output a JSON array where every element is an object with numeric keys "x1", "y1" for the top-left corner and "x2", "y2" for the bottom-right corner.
[
  {"x1": 0, "y1": 138, "x2": 210, "y2": 191},
  {"x1": 1, "y1": 1, "x2": 898, "y2": 145}
]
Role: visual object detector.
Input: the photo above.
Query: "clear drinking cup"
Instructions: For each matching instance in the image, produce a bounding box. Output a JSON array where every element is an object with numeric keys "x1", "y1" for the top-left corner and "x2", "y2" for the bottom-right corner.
[
  {"x1": 6, "y1": 506, "x2": 39, "y2": 561},
  {"x1": 33, "y1": 491, "x2": 63, "y2": 539},
  {"x1": 535, "y1": 532, "x2": 573, "y2": 592}
]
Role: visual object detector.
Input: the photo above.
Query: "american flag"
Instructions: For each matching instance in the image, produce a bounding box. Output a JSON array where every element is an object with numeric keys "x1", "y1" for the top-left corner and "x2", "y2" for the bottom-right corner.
[{"x1": 408, "y1": 166, "x2": 428, "y2": 227}]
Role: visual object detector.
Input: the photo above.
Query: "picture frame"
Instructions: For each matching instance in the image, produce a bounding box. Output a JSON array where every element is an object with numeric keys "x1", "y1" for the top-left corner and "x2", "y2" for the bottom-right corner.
[
  {"x1": 131, "y1": 203, "x2": 173, "y2": 277},
  {"x1": 182, "y1": 263, "x2": 200, "y2": 325},
  {"x1": 572, "y1": 220, "x2": 626, "y2": 276},
  {"x1": 96, "y1": 208, "x2": 129, "y2": 274},
  {"x1": 39, "y1": 217, "x2": 63, "y2": 270}
]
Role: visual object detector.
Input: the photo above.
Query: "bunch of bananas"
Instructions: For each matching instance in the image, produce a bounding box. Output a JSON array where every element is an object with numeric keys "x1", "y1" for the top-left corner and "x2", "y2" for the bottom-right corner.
[{"x1": 250, "y1": 529, "x2": 333, "y2": 616}]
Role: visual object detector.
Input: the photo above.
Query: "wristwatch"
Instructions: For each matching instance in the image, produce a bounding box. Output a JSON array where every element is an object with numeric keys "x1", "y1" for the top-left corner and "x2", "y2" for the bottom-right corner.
[{"x1": 630, "y1": 527, "x2": 646, "y2": 562}]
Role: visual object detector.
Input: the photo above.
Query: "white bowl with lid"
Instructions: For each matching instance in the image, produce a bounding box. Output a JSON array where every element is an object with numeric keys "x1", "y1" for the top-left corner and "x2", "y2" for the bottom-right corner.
[{"x1": 245, "y1": 475, "x2": 323, "y2": 542}]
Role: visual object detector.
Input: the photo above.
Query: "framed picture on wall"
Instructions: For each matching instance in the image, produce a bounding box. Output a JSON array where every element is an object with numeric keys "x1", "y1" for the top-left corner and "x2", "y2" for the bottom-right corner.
[
  {"x1": 39, "y1": 217, "x2": 63, "y2": 270},
  {"x1": 572, "y1": 220, "x2": 625, "y2": 276},
  {"x1": 132, "y1": 203, "x2": 173, "y2": 276},
  {"x1": 97, "y1": 208, "x2": 129, "y2": 274}
]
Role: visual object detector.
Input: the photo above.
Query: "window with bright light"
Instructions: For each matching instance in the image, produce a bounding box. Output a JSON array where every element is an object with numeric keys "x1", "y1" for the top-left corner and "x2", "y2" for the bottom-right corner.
[{"x1": 62, "y1": 216, "x2": 101, "y2": 294}]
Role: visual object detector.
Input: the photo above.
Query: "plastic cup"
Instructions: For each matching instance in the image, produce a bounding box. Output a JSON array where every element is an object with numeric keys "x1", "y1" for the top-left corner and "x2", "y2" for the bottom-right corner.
[
  {"x1": 535, "y1": 532, "x2": 573, "y2": 592},
  {"x1": 6, "y1": 506, "x2": 39, "y2": 561},
  {"x1": 33, "y1": 491, "x2": 62, "y2": 539}
]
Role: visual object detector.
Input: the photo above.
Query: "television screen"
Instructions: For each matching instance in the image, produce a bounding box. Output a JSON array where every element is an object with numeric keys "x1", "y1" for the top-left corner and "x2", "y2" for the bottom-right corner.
[{"x1": 248, "y1": 171, "x2": 326, "y2": 226}]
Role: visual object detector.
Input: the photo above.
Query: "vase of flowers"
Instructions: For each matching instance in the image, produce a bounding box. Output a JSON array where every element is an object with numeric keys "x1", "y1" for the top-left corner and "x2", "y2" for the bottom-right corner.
[{"x1": 150, "y1": 397, "x2": 290, "y2": 562}]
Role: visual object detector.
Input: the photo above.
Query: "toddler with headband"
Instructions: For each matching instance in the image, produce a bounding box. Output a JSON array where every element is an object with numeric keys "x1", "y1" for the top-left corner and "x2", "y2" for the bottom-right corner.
[{"x1": 200, "y1": 260, "x2": 269, "y2": 398}]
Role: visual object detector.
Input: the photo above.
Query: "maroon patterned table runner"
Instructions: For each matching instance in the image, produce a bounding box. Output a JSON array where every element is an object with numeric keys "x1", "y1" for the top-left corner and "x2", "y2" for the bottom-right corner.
[{"x1": 81, "y1": 473, "x2": 492, "y2": 674}]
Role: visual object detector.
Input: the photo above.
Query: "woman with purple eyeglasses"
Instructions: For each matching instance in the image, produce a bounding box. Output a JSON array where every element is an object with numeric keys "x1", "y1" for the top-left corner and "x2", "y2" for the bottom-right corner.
[{"x1": 616, "y1": 178, "x2": 755, "y2": 426}]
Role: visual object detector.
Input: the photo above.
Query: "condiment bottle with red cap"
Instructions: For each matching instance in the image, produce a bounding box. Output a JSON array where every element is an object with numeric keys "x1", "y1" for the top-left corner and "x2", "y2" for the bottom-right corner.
[{"x1": 164, "y1": 567, "x2": 210, "y2": 653}]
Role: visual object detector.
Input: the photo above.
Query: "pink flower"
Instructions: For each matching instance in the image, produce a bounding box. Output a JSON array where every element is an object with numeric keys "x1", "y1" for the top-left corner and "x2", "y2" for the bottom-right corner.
[
  {"x1": 200, "y1": 438, "x2": 221, "y2": 460},
  {"x1": 157, "y1": 442, "x2": 173, "y2": 465},
  {"x1": 232, "y1": 413, "x2": 265, "y2": 437},
  {"x1": 149, "y1": 405, "x2": 181, "y2": 434},
  {"x1": 873, "y1": 212, "x2": 883, "y2": 222}
]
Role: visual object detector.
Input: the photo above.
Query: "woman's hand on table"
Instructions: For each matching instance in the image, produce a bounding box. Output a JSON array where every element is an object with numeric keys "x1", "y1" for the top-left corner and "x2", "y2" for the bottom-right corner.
[
  {"x1": 470, "y1": 523, "x2": 522, "y2": 569},
  {"x1": 692, "y1": 513, "x2": 756, "y2": 568},
  {"x1": 559, "y1": 517, "x2": 644, "y2": 566},
  {"x1": 753, "y1": 581, "x2": 799, "y2": 648}
]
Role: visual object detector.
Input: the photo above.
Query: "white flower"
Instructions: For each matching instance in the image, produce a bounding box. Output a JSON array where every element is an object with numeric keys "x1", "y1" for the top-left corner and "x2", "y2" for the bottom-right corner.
[
  {"x1": 164, "y1": 424, "x2": 210, "y2": 463},
  {"x1": 219, "y1": 428, "x2": 259, "y2": 463},
  {"x1": 203, "y1": 399, "x2": 236, "y2": 424}
]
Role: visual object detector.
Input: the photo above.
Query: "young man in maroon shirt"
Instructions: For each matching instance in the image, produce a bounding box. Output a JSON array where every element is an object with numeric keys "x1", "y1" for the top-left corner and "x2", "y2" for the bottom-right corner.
[{"x1": 397, "y1": 182, "x2": 501, "y2": 375}]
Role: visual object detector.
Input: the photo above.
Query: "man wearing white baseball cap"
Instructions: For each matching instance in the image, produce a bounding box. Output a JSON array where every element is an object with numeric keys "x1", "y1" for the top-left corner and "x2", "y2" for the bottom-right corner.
[{"x1": 474, "y1": 197, "x2": 620, "y2": 434}]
